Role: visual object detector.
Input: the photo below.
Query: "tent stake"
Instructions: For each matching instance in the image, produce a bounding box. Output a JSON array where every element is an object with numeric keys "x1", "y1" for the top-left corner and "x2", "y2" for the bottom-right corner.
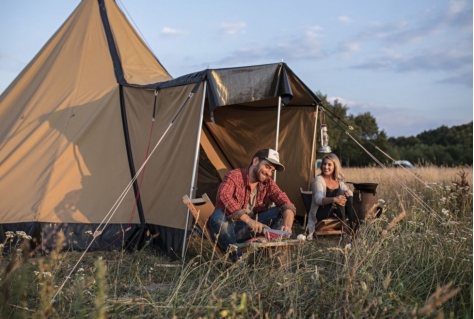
[{"x1": 181, "y1": 81, "x2": 207, "y2": 261}]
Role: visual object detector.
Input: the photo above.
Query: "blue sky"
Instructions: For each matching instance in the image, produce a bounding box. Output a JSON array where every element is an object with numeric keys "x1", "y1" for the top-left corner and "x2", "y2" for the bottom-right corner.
[{"x1": 0, "y1": 0, "x2": 472, "y2": 137}]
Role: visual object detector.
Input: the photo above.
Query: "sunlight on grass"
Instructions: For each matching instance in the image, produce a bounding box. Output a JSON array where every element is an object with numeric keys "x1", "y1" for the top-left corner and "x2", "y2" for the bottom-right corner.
[{"x1": 1, "y1": 166, "x2": 472, "y2": 318}]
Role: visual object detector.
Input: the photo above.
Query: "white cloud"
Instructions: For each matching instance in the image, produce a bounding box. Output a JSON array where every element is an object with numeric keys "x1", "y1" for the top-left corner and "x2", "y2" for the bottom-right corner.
[
  {"x1": 448, "y1": 0, "x2": 467, "y2": 15},
  {"x1": 215, "y1": 25, "x2": 326, "y2": 65},
  {"x1": 338, "y1": 15, "x2": 353, "y2": 24},
  {"x1": 220, "y1": 22, "x2": 246, "y2": 35},
  {"x1": 161, "y1": 27, "x2": 185, "y2": 36}
]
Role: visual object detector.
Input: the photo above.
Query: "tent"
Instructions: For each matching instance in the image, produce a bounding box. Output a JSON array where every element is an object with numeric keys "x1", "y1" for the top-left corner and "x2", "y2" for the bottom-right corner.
[{"x1": 0, "y1": 0, "x2": 322, "y2": 257}]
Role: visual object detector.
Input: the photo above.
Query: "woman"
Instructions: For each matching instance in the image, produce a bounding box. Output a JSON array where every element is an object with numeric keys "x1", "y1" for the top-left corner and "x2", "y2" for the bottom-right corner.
[{"x1": 307, "y1": 153, "x2": 353, "y2": 240}]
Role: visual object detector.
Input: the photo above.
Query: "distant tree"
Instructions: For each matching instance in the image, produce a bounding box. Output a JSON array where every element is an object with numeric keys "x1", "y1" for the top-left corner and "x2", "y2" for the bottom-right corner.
[{"x1": 313, "y1": 92, "x2": 472, "y2": 167}]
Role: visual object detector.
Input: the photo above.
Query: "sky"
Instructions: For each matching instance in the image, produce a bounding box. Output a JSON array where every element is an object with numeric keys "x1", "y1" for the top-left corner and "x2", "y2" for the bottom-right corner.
[{"x1": 0, "y1": 0, "x2": 472, "y2": 137}]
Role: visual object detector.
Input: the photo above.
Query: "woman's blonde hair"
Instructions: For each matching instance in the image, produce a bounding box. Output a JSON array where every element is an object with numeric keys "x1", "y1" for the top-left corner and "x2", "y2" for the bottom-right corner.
[{"x1": 320, "y1": 153, "x2": 345, "y2": 181}]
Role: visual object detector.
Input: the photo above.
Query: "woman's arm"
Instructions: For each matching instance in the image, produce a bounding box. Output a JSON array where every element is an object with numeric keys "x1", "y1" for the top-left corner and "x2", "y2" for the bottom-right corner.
[
  {"x1": 339, "y1": 181, "x2": 353, "y2": 197},
  {"x1": 311, "y1": 176, "x2": 325, "y2": 206}
]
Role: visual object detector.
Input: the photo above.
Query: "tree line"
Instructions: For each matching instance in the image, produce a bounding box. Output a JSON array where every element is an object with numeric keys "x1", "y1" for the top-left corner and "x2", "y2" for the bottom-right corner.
[{"x1": 316, "y1": 92, "x2": 473, "y2": 167}]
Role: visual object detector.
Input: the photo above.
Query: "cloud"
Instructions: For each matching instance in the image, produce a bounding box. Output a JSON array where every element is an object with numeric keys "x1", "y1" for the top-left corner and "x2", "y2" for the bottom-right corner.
[
  {"x1": 436, "y1": 72, "x2": 473, "y2": 87},
  {"x1": 351, "y1": 41, "x2": 472, "y2": 77},
  {"x1": 161, "y1": 27, "x2": 185, "y2": 36},
  {"x1": 337, "y1": 16, "x2": 352, "y2": 24},
  {"x1": 338, "y1": 15, "x2": 353, "y2": 24},
  {"x1": 214, "y1": 25, "x2": 326, "y2": 65},
  {"x1": 220, "y1": 22, "x2": 246, "y2": 35}
]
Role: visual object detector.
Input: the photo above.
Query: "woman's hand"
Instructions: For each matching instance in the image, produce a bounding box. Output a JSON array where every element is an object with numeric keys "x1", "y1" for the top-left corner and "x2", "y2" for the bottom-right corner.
[{"x1": 333, "y1": 195, "x2": 347, "y2": 206}]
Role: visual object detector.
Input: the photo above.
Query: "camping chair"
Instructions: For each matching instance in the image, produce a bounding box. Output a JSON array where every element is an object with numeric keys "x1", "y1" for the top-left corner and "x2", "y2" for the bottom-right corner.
[
  {"x1": 183, "y1": 194, "x2": 301, "y2": 257},
  {"x1": 182, "y1": 193, "x2": 223, "y2": 254},
  {"x1": 300, "y1": 188, "x2": 343, "y2": 236}
]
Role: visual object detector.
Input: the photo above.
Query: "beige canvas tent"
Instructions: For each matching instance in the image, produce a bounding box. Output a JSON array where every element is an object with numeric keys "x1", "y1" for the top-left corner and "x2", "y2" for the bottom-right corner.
[{"x1": 0, "y1": 0, "x2": 322, "y2": 257}]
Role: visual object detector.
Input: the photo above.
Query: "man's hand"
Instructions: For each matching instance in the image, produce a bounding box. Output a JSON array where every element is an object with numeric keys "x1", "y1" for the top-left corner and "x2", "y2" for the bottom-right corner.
[
  {"x1": 280, "y1": 209, "x2": 294, "y2": 235},
  {"x1": 247, "y1": 219, "x2": 269, "y2": 234},
  {"x1": 240, "y1": 213, "x2": 269, "y2": 234}
]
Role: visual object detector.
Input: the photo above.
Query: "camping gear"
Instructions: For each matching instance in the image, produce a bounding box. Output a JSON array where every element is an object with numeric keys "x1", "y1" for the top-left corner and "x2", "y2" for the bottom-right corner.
[
  {"x1": 263, "y1": 228, "x2": 292, "y2": 237},
  {"x1": 347, "y1": 182, "x2": 378, "y2": 193},
  {"x1": 348, "y1": 182, "x2": 379, "y2": 221},
  {"x1": 182, "y1": 194, "x2": 299, "y2": 255},
  {"x1": 0, "y1": 0, "x2": 322, "y2": 257}
]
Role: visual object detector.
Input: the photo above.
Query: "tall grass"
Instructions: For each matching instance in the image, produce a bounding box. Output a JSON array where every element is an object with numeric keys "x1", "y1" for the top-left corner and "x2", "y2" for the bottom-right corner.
[{"x1": 0, "y1": 166, "x2": 472, "y2": 318}]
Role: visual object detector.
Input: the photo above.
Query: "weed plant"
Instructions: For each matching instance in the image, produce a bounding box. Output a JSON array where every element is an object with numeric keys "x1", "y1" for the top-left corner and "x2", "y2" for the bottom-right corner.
[{"x1": 0, "y1": 166, "x2": 472, "y2": 318}]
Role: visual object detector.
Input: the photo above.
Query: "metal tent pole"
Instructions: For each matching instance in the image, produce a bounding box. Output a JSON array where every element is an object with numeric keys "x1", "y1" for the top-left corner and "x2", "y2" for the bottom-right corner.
[
  {"x1": 181, "y1": 81, "x2": 207, "y2": 260},
  {"x1": 274, "y1": 96, "x2": 282, "y2": 182},
  {"x1": 307, "y1": 106, "x2": 319, "y2": 190}
]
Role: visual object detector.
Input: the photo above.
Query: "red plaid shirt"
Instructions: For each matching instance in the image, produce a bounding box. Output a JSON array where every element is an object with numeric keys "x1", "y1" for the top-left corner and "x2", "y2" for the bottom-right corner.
[{"x1": 215, "y1": 167, "x2": 295, "y2": 216}]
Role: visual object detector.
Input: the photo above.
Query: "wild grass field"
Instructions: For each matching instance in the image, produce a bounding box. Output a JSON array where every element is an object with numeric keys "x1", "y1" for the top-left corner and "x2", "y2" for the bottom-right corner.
[{"x1": 1, "y1": 165, "x2": 472, "y2": 318}]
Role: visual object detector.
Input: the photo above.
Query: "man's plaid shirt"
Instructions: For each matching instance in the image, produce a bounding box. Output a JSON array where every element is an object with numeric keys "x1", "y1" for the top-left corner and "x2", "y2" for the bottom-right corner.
[{"x1": 215, "y1": 167, "x2": 296, "y2": 217}]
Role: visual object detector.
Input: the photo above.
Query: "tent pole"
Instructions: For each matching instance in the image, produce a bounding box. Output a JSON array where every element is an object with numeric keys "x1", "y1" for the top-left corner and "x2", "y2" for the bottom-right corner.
[
  {"x1": 181, "y1": 81, "x2": 207, "y2": 260},
  {"x1": 308, "y1": 105, "x2": 319, "y2": 190},
  {"x1": 274, "y1": 96, "x2": 282, "y2": 182}
]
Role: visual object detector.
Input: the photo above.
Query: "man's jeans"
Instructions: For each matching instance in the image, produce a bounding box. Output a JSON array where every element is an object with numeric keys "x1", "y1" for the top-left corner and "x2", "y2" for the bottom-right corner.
[{"x1": 208, "y1": 207, "x2": 281, "y2": 261}]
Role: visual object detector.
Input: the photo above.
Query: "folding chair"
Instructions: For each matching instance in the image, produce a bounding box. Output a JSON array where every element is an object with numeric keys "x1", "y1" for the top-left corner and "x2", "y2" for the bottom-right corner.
[
  {"x1": 182, "y1": 193, "x2": 223, "y2": 254},
  {"x1": 300, "y1": 188, "x2": 343, "y2": 236}
]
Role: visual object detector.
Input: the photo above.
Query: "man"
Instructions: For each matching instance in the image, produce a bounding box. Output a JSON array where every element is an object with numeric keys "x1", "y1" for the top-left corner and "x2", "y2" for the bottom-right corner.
[{"x1": 208, "y1": 148, "x2": 296, "y2": 262}]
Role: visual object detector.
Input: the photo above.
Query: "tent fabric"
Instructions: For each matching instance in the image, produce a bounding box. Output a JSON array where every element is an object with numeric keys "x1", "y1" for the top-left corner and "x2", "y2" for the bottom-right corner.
[{"x1": 0, "y1": 0, "x2": 322, "y2": 257}]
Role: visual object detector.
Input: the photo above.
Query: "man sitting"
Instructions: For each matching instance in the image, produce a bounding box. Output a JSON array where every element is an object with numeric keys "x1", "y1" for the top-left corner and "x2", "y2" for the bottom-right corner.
[{"x1": 208, "y1": 148, "x2": 296, "y2": 262}]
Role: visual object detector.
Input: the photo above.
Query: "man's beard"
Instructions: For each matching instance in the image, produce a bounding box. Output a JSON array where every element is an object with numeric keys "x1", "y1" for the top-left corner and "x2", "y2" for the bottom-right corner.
[{"x1": 254, "y1": 166, "x2": 268, "y2": 182}]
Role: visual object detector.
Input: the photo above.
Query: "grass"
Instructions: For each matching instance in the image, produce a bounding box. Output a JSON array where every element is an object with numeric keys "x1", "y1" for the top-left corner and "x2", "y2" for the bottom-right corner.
[{"x1": 1, "y1": 165, "x2": 472, "y2": 318}]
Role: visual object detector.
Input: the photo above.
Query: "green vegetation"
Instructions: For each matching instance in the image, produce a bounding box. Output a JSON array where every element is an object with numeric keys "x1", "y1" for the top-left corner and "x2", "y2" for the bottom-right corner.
[
  {"x1": 1, "y1": 167, "x2": 472, "y2": 318},
  {"x1": 317, "y1": 92, "x2": 473, "y2": 167}
]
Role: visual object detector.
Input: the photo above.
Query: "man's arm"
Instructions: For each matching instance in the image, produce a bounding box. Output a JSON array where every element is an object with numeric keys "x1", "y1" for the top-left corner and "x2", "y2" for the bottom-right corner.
[
  {"x1": 267, "y1": 181, "x2": 296, "y2": 233},
  {"x1": 280, "y1": 209, "x2": 295, "y2": 233},
  {"x1": 215, "y1": 171, "x2": 244, "y2": 214}
]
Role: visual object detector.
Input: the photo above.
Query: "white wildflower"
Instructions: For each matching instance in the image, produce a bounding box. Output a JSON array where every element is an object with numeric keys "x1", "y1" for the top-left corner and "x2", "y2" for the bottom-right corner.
[
  {"x1": 77, "y1": 268, "x2": 84, "y2": 273},
  {"x1": 16, "y1": 231, "x2": 27, "y2": 237},
  {"x1": 25, "y1": 235, "x2": 32, "y2": 240},
  {"x1": 445, "y1": 186, "x2": 451, "y2": 191},
  {"x1": 447, "y1": 257, "x2": 454, "y2": 260},
  {"x1": 5, "y1": 231, "x2": 14, "y2": 238},
  {"x1": 85, "y1": 230, "x2": 93, "y2": 235},
  {"x1": 34, "y1": 271, "x2": 40, "y2": 276},
  {"x1": 448, "y1": 233, "x2": 454, "y2": 236},
  {"x1": 42, "y1": 272, "x2": 52, "y2": 277},
  {"x1": 378, "y1": 199, "x2": 385, "y2": 204},
  {"x1": 441, "y1": 208, "x2": 449, "y2": 216},
  {"x1": 439, "y1": 197, "x2": 446, "y2": 203},
  {"x1": 452, "y1": 182, "x2": 458, "y2": 186}
]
